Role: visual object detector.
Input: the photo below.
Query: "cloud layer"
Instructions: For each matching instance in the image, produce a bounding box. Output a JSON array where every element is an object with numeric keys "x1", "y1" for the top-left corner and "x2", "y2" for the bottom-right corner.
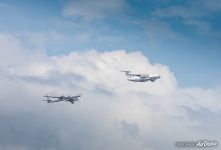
[{"x1": 0, "y1": 33, "x2": 220, "y2": 150}]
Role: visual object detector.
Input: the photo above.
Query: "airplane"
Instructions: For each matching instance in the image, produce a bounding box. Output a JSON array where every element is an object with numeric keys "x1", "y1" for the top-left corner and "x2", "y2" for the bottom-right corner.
[
  {"x1": 43, "y1": 94, "x2": 82, "y2": 104},
  {"x1": 121, "y1": 70, "x2": 161, "y2": 82}
]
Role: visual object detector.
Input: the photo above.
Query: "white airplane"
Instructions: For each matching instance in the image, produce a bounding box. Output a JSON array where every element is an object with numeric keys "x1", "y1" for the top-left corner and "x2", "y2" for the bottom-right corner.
[
  {"x1": 43, "y1": 94, "x2": 82, "y2": 104},
  {"x1": 121, "y1": 71, "x2": 161, "y2": 82}
]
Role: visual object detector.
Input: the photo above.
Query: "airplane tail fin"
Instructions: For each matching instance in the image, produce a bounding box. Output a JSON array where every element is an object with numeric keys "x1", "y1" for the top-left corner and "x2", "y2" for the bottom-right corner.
[
  {"x1": 121, "y1": 70, "x2": 131, "y2": 76},
  {"x1": 74, "y1": 94, "x2": 82, "y2": 98},
  {"x1": 77, "y1": 94, "x2": 82, "y2": 97},
  {"x1": 43, "y1": 99, "x2": 52, "y2": 103},
  {"x1": 44, "y1": 95, "x2": 49, "y2": 98}
]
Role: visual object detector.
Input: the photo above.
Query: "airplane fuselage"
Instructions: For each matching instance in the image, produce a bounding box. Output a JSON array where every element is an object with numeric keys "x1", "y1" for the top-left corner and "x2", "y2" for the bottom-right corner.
[
  {"x1": 128, "y1": 76, "x2": 150, "y2": 82},
  {"x1": 43, "y1": 94, "x2": 82, "y2": 104},
  {"x1": 127, "y1": 75, "x2": 160, "y2": 82},
  {"x1": 121, "y1": 71, "x2": 161, "y2": 82}
]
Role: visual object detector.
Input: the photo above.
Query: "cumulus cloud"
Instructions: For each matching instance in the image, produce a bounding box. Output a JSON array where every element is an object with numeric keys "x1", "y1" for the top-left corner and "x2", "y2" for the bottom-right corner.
[{"x1": 0, "y1": 33, "x2": 220, "y2": 150}]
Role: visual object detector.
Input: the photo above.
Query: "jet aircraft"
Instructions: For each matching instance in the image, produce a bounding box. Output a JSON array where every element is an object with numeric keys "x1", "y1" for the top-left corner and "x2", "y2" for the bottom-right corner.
[
  {"x1": 43, "y1": 94, "x2": 82, "y2": 104},
  {"x1": 121, "y1": 71, "x2": 161, "y2": 82}
]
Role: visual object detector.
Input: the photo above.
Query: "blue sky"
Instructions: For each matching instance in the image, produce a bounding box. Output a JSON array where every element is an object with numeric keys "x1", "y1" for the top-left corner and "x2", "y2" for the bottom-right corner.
[{"x1": 0, "y1": 0, "x2": 221, "y2": 88}]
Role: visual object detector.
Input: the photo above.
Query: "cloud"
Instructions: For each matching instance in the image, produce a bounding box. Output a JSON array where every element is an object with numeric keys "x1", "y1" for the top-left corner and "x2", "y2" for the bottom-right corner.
[
  {"x1": 144, "y1": 19, "x2": 189, "y2": 51},
  {"x1": 152, "y1": 0, "x2": 221, "y2": 37},
  {"x1": 152, "y1": 0, "x2": 221, "y2": 19},
  {"x1": 26, "y1": 31, "x2": 67, "y2": 48},
  {"x1": 62, "y1": 0, "x2": 126, "y2": 20},
  {"x1": 153, "y1": 6, "x2": 202, "y2": 19},
  {"x1": 196, "y1": 0, "x2": 221, "y2": 11},
  {"x1": 0, "y1": 33, "x2": 220, "y2": 150},
  {"x1": 0, "y1": 2, "x2": 19, "y2": 13},
  {"x1": 0, "y1": 33, "x2": 40, "y2": 67}
]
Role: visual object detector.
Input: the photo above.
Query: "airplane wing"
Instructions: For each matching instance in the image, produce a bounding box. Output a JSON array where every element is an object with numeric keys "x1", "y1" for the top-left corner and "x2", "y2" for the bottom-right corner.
[
  {"x1": 69, "y1": 97, "x2": 80, "y2": 101},
  {"x1": 131, "y1": 74, "x2": 148, "y2": 77},
  {"x1": 68, "y1": 95, "x2": 81, "y2": 103},
  {"x1": 43, "y1": 96, "x2": 64, "y2": 103},
  {"x1": 141, "y1": 74, "x2": 149, "y2": 78},
  {"x1": 72, "y1": 96, "x2": 81, "y2": 98},
  {"x1": 44, "y1": 95, "x2": 64, "y2": 99},
  {"x1": 71, "y1": 94, "x2": 82, "y2": 98},
  {"x1": 44, "y1": 95, "x2": 59, "y2": 98},
  {"x1": 52, "y1": 99, "x2": 64, "y2": 102}
]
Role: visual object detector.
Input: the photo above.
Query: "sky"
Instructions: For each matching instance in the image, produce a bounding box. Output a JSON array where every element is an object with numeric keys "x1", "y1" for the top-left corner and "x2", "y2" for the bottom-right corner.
[
  {"x1": 0, "y1": 0, "x2": 221, "y2": 150},
  {"x1": 0, "y1": 0, "x2": 221, "y2": 87}
]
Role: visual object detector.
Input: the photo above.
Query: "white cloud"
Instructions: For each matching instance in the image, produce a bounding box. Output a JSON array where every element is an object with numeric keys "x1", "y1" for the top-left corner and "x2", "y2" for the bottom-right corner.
[
  {"x1": 62, "y1": 0, "x2": 126, "y2": 20},
  {"x1": 0, "y1": 32, "x2": 39, "y2": 67},
  {"x1": 20, "y1": 31, "x2": 68, "y2": 49},
  {"x1": 0, "y1": 33, "x2": 220, "y2": 150}
]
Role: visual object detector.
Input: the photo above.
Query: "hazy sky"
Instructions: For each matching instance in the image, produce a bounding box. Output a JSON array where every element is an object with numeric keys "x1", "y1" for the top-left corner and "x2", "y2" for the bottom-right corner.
[{"x1": 0, "y1": 0, "x2": 221, "y2": 150}]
